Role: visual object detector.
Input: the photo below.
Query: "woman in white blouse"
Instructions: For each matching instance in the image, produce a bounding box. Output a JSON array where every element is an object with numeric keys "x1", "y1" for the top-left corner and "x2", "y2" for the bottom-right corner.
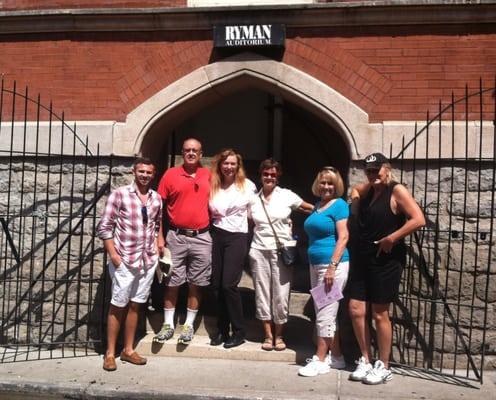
[
  {"x1": 209, "y1": 149, "x2": 256, "y2": 349},
  {"x1": 249, "y1": 158, "x2": 313, "y2": 351}
]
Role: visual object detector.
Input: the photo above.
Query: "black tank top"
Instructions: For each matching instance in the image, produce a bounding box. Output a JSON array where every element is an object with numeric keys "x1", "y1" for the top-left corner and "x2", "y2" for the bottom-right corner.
[{"x1": 358, "y1": 182, "x2": 406, "y2": 254}]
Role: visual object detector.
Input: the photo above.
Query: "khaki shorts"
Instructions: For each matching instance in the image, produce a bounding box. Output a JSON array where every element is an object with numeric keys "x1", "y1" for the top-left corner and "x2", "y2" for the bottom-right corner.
[
  {"x1": 109, "y1": 261, "x2": 156, "y2": 307},
  {"x1": 166, "y1": 230, "x2": 212, "y2": 287}
]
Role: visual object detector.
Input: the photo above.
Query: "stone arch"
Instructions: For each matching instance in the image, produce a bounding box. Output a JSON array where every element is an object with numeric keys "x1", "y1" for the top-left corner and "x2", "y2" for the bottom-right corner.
[{"x1": 113, "y1": 52, "x2": 369, "y2": 159}]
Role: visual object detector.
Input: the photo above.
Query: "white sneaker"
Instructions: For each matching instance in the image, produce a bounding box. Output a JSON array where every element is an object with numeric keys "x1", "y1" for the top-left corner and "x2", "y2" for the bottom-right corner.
[
  {"x1": 298, "y1": 355, "x2": 331, "y2": 377},
  {"x1": 349, "y1": 356, "x2": 373, "y2": 381},
  {"x1": 330, "y1": 354, "x2": 346, "y2": 370},
  {"x1": 362, "y1": 360, "x2": 393, "y2": 385}
]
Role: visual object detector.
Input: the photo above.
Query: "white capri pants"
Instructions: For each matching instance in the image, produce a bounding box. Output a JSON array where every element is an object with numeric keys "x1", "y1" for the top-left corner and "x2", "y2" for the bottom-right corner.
[
  {"x1": 109, "y1": 261, "x2": 156, "y2": 308},
  {"x1": 310, "y1": 262, "x2": 349, "y2": 338},
  {"x1": 249, "y1": 248, "x2": 293, "y2": 325}
]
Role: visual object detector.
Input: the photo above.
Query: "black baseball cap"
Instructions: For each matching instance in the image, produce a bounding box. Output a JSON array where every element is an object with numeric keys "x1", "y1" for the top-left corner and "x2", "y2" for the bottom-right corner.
[{"x1": 363, "y1": 152, "x2": 388, "y2": 169}]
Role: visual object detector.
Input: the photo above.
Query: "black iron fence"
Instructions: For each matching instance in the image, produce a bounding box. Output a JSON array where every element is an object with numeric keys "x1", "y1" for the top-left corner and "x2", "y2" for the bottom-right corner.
[
  {"x1": 0, "y1": 80, "x2": 112, "y2": 361},
  {"x1": 388, "y1": 80, "x2": 495, "y2": 383}
]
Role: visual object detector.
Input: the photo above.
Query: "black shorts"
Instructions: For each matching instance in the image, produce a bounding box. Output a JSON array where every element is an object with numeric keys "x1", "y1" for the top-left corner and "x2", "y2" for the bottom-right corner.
[{"x1": 346, "y1": 246, "x2": 406, "y2": 304}]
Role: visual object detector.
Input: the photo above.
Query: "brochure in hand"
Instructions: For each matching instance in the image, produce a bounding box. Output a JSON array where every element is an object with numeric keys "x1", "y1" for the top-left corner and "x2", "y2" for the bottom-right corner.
[{"x1": 310, "y1": 279, "x2": 343, "y2": 310}]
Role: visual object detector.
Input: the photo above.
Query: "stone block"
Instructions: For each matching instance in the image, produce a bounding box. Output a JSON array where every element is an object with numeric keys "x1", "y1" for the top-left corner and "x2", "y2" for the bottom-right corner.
[
  {"x1": 445, "y1": 243, "x2": 496, "y2": 274},
  {"x1": 451, "y1": 192, "x2": 496, "y2": 218},
  {"x1": 438, "y1": 269, "x2": 476, "y2": 301},
  {"x1": 476, "y1": 274, "x2": 496, "y2": 303}
]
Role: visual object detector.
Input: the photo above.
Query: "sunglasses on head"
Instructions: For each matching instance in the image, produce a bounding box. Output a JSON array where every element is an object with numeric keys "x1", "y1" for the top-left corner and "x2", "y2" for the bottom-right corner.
[
  {"x1": 141, "y1": 205, "x2": 148, "y2": 225},
  {"x1": 322, "y1": 166, "x2": 337, "y2": 172}
]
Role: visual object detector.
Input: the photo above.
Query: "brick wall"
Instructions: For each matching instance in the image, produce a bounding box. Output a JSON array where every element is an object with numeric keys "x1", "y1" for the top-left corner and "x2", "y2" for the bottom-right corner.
[
  {"x1": 0, "y1": 0, "x2": 371, "y2": 10},
  {"x1": 285, "y1": 26, "x2": 496, "y2": 122},
  {"x1": 0, "y1": 27, "x2": 494, "y2": 122},
  {"x1": 0, "y1": 1, "x2": 187, "y2": 10}
]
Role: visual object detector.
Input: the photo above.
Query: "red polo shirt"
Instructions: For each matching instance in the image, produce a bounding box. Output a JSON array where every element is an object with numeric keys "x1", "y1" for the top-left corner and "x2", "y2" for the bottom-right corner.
[{"x1": 157, "y1": 165, "x2": 210, "y2": 230}]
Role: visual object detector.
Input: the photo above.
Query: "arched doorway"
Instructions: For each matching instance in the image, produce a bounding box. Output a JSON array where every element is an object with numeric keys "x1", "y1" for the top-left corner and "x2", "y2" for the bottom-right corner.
[
  {"x1": 144, "y1": 87, "x2": 350, "y2": 199},
  {"x1": 118, "y1": 53, "x2": 364, "y2": 293},
  {"x1": 131, "y1": 55, "x2": 362, "y2": 353},
  {"x1": 114, "y1": 52, "x2": 366, "y2": 162},
  {"x1": 141, "y1": 85, "x2": 351, "y2": 291}
]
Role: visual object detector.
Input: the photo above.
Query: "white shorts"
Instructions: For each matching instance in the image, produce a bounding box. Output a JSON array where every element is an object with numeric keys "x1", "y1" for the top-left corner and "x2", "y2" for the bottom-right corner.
[{"x1": 109, "y1": 261, "x2": 156, "y2": 307}]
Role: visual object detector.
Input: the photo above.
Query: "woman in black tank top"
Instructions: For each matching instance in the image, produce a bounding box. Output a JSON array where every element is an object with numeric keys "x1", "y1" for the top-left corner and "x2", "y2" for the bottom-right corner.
[{"x1": 347, "y1": 153, "x2": 425, "y2": 385}]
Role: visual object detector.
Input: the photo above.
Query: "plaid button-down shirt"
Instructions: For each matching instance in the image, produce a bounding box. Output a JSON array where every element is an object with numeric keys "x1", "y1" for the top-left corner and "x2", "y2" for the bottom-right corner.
[{"x1": 97, "y1": 183, "x2": 162, "y2": 270}]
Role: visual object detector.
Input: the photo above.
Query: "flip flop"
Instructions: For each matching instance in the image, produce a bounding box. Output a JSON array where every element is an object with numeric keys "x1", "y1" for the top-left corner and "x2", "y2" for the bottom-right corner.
[
  {"x1": 261, "y1": 337, "x2": 274, "y2": 351},
  {"x1": 274, "y1": 336, "x2": 286, "y2": 351}
]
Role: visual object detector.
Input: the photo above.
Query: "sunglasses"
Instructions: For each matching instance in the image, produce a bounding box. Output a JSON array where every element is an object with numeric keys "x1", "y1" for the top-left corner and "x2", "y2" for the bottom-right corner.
[
  {"x1": 141, "y1": 205, "x2": 148, "y2": 225},
  {"x1": 322, "y1": 166, "x2": 337, "y2": 172},
  {"x1": 262, "y1": 172, "x2": 278, "y2": 178},
  {"x1": 365, "y1": 168, "x2": 380, "y2": 175}
]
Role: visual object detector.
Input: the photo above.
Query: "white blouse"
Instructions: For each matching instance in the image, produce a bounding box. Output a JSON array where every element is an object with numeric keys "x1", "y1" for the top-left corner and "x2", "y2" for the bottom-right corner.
[
  {"x1": 249, "y1": 186, "x2": 303, "y2": 250},
  {"x1": 209, "y1": 179, "x2": 257, "y2": 233}
]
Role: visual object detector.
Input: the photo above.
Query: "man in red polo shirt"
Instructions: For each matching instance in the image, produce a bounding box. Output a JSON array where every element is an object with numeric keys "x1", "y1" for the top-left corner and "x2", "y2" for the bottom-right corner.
[{"x1": 154, "y1": 138, "x2": 211, "y2": 345}]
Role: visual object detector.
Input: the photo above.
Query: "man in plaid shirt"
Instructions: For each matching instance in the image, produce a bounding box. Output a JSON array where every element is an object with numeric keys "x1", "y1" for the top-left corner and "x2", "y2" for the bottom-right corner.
[{"x1": 97, "y1": 157, "x2": 162, "y2": 371}]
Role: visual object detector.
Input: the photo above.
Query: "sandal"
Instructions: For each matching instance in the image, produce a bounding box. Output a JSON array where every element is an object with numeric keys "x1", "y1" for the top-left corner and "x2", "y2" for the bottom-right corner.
[
  {"x1": 261, "y1": 337, "x2": 274, "y2": 351},
  {"x1": 274, "y1": 336, "x2": 286, "y2": 351}
]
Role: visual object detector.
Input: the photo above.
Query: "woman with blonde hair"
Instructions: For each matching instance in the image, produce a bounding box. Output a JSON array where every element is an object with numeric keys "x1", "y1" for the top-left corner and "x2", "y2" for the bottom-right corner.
[
  {"x1": 298, "y1": 166, "x2": 350, "y2": 377},
  {"x1": 347, "y1": 153, "x2": 425, "y2": 384},
  {"x1": 209, "y1": 149, "x2": 256, "y2": 348}
]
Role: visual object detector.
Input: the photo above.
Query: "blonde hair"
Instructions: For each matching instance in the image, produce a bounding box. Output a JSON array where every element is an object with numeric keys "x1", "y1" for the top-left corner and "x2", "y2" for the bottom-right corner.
[
  {"x1": 382, "y1": 163, "x2": 397, "y2": 184},
  {"x1": 311, "y1": 166, "x2": 345, "y2": 198},
  {"x1": 210, "y1": 149, "x2": 247, "y2": 199}
]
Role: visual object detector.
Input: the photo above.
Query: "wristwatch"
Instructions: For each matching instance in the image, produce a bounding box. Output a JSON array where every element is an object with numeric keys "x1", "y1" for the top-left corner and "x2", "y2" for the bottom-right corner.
[{"x1": 330, "y1": 260, "x2": 339, "y2": 267}]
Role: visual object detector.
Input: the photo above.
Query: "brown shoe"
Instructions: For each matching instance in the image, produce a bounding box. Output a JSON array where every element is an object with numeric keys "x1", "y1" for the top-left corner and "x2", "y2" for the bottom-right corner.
[
  {"x1": 103, "y1": 355, "x2": 117, "y2": 371},
  {"x1": 120, "y1": 351, "x2": 147, "y2": 365}
]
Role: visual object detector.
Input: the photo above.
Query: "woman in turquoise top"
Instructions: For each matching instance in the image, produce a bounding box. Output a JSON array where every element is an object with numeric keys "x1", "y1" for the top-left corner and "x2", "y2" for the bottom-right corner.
[{"x1": 298, "y1": 166, "x2": 350, "y2": 377}]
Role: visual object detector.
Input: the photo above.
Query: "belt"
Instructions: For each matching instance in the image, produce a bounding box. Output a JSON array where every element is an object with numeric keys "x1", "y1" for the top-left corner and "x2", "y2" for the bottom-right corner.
[{"x1": 169, "y1": 225, "x2": 210, "y2": 237}]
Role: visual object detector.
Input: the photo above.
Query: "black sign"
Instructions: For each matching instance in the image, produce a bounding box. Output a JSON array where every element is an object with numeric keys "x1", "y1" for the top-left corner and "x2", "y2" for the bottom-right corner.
[{"x1": 213, "y1": 24, "x2": 285, "y2": 48}]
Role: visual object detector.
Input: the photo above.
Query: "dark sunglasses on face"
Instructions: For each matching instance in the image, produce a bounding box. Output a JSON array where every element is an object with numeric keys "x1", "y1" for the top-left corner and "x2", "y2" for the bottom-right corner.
[
  {"x1": 141, "y1": 205, "x2": 148, "y2": 225},
  {"x1": 262, "y1": 172, "x2": 277, "y2": 178},
  {"x1": 365, "y1": 168, "x2": 380, "y2": 175}
]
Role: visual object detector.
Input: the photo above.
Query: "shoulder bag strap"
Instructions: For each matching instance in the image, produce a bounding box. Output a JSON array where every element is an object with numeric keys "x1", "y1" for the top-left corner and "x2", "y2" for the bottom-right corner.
[{"x1": 259, "y1": 193, "x2": 283, "y2": 250}]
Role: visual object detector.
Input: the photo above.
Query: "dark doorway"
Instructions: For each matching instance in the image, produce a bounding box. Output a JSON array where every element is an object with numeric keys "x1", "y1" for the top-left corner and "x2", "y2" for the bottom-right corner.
[{"x1": 143, "y1": 87, "x2": 350, "y2": 291}]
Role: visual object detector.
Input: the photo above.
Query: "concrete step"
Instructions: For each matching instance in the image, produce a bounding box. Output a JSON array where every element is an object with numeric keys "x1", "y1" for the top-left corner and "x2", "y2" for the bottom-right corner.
[
  {"x1": 137, "y1": 312, "x2": 314, "y2": 364},
  {"x1": 139, "y1": 310, "x2": 315, "y2": 363},
  {"x1": 148, "y1": 271, "x2": 314, "y2": 319},
  {"x1": 139, "y1": 269, "x2": 316, "y2": 363},
  {"x1": 135, "y1": 333, "x2": 313, "y2": 364},
  {"x1": 144, "y1": 311, "x2": 314, "y2": 343}
]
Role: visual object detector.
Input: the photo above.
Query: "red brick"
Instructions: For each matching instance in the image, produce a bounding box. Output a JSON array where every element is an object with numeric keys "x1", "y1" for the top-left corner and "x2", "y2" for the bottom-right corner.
[{"x1": 0, "y1": 26, "x2": 493, "y2": 122}]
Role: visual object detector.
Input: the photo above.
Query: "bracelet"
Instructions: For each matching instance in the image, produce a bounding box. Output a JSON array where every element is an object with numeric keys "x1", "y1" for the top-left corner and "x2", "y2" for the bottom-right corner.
[{"x1": 330, "y1": 260, "x2": 339, "y2": 267}]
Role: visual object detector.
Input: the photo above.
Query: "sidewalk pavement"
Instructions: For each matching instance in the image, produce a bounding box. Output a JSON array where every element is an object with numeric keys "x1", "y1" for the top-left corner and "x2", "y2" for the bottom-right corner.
[{"x1": 1, "y1": 350, "x2": 495, "y2": 400}]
